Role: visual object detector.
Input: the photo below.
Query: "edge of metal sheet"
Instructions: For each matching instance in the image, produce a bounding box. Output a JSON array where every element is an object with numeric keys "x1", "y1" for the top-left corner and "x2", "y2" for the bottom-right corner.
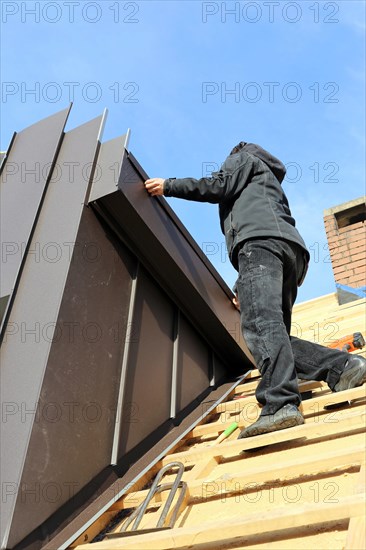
[
  {"x1": 127, "y1": 152, "x2": 233, "y2": 299},
  {"x1": 110, "y1": 262, "x2": 139, "y2": 465},
  {"x1": 88, "y1": 128, "x2": 130, "y2": 203},
  {"x1": 170, "y1": 309, "x2": 180, "y2": 419},
  {"x1": 0, "y1": 132, "x2": 17, "y2": 175}
]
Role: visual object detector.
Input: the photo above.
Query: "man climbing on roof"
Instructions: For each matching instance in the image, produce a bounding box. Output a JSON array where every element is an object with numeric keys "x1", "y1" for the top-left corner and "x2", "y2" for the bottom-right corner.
[{"x1": 144, "y1": 142, "x2": 366, "y2": 438}]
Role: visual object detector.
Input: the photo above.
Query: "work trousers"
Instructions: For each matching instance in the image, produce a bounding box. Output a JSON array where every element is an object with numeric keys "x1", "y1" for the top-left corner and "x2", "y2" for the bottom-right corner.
[{"x1": 235, "y1": 238, "x2": 350, "y2": 416}]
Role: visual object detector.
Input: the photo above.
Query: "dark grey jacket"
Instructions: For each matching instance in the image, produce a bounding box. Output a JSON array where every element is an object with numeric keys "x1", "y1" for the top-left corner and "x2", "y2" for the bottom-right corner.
[{"x1": 163, "y1": 143, "x2": 309, "y2": 274}]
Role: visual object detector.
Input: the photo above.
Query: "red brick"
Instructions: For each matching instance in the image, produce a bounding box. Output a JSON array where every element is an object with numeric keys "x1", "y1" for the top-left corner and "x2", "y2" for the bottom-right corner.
[
  {"x1": 340, "y1": 239, "x2": 365, "y2": 250},
  {"x1": 348, "y1": 238, "x2": 366, "y2": 250},
  {"x1": 334, "y1": 262, "x2": 354, "y2": 272},
  {"x1": 339, "y1": 225, "x2": 365, "y2": 234},
  {"x1": 331, "y1": 252, "x2": 352, "y2": 262},
  {"x1": 324, "y1": 223, "x2": 336, "y2": 231},
  {"x1": 325, "y1": 229, "x2": 339, "y2": 238},
  {"x1": 350, "y1": 259, "x2": 366, "y2": 270},
  {"x1": 347, "y1": 271, "x2": 366, "y2": 282},
  {"x1": 324, "y1": 227, "x2": 334, "y2": 234},
  {"x1": 338, "y1": 277, "x2": 361, "y2": 287},
  {"x1": 327, "y1": 232, "x2": 343, "y2": 239},
  {"x1": 338, "y1": 221, "x2": 365, "y2": 233},
  {"x1": 353, "y1": 270, "x2": 366, "y2": 280},
  {"x1": 330, "y1": 251, "x2": 347, "y2": 262},
  {"x1": 349, "y1": 282, "x2": 366, "y2": 289},
  {"x1": 329, "y1": 244, "x2": 351, "y2": 254},
  {"x1": 353, "y1": 274, "x2": 366, "y2": 283},
  {"x1": 347, "y1": 277, "x2": 366, "y2": 287},
  {"x1": 333, "y1": 264, "x2": 353, "y2": 275},
  {"x1": 330, "y1": 234, "x2": 349, "y2": 243},
  {"x1": 325, "y1": 214, "x2": 366, "y2": 287},
  {"x1": 351, "y1": 254, "x2": 365, "y2": 263},
  {"x1": 324, "y1": 224, "x2": 338, "y2": 233},
  {"x1": 349, "y1": 243, "x2": 366, "y2": 254},
  {"x1": 342, "y1": 228, "x2": 366, "y2": 240},
  {"x1": 328, "y1": 236, "x2": 346, "y2": 247},
  {"x1": 332, "y1": 254, "x2": 352, "y2": 267},
  {"x1": 334, "y1": 276, "x2": 355, "y2": 285},
  {"x1": 347, "y1": 244, "x2": 366, "y2": 254}
]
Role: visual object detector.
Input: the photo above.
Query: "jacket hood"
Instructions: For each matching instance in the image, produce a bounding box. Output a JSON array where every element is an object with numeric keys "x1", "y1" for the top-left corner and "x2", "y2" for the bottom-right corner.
[{"x1": 242, "y1": 143, "x2": 286, "y2": 183}]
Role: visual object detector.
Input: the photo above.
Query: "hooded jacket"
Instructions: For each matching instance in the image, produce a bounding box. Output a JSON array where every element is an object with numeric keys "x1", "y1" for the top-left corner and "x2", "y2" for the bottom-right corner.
[{"x1": 163, "y1": 143, "x2": 309, "y2": 274}]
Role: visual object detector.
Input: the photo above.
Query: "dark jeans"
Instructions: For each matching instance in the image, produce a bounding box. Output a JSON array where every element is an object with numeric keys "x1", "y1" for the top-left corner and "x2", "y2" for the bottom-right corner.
[{"x1": 236, "y1": 238, "x2": 350, "y2": 416}]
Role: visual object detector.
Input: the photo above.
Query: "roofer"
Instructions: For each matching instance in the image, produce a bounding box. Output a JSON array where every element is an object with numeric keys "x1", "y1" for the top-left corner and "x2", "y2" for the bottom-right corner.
[{"x1": 144, "y1": 141, "x2": 366, "y2": 438}]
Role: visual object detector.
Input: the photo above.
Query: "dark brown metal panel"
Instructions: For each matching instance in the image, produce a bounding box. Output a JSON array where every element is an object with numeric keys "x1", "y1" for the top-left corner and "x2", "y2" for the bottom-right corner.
[
  {"x1": 117, "y1": 155, "x2": 252, "y2": 365},
  {"x1": 88, "y1": 133, "x2": 130, "y2": 203},
  {"x1": 117, "y1": 266, "x2": 175, "y2": 459},
  {"x1": 0, "y1": 107, "x2": 71, "y2": 302},
  {"x1": 95, "y1": 158, "x2": 254, "y2": 372},
  {"x1": 1, "y1": 114, "x2": 105, "y2": 550},
  {"x1": 176, "y1": 313, "x2": 210, "y2": 413},
  {"x1": 213, "y1": 354, "x2": 227, "y2": 385},
  {"x1": 8, "y1": 207, "x2": 136, "y2": 548}
]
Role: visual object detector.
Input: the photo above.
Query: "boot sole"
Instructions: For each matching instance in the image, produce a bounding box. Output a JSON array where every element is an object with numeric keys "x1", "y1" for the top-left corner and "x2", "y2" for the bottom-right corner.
[
  {"x1": 334, "y1": 364, "x2": 366, "y2": 392},
  {"x1": 239, "y1": 414, "x2": 304, "y2": 438}
]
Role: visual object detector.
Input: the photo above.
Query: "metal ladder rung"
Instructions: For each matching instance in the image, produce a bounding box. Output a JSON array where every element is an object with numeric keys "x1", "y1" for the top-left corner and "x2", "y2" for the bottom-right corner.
[{"x1": 106, "y1": 461, "x2": 187, "y2": 538}]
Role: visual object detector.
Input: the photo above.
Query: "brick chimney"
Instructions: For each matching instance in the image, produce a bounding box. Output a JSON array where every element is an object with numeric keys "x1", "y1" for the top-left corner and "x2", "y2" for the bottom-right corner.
[{"x1": 324, "y1": 197, "x2": 366, "y2": 303}]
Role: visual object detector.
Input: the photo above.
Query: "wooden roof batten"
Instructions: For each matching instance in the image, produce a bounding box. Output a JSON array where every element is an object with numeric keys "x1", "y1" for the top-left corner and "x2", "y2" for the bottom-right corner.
[
  {"x1": 73, "y1": 372, "x2": 365, "y2": 549},
  {"x1": 72, "y1": 294, "x2": 366, "y2": 550}
]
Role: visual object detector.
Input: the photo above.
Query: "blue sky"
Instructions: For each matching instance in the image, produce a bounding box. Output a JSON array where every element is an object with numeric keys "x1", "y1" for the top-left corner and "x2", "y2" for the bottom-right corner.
[{"x1": 1, "y1": 0, "x2": 365, "y2": 302}]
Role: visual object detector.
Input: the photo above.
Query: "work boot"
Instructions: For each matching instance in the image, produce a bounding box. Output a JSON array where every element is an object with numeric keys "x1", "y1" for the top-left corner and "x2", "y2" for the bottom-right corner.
[
  {"x1": 237, "y1": 404, "x2": 304, "y2": 438},
  {"x1": 334, "y1": 355, "x2": 366, "y2": 392}
]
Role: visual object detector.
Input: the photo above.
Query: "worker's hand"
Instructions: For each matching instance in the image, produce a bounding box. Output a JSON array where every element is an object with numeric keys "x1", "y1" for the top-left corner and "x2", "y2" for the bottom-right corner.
[
  {"x1": 144, "y1": 178, "x2": 165, "y2": 196},
  {"x1": 232, "y1": 294, "x2": 240, "y2": 311}
]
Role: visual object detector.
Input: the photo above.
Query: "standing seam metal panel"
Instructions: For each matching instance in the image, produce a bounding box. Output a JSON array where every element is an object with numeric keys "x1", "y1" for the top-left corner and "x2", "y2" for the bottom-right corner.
[
  {"x1": 0, "y1": 106, "x2": 71, "y2": 309},
  {"x1": 1, "y1": 114, "x2": 105, "y2": 550}
]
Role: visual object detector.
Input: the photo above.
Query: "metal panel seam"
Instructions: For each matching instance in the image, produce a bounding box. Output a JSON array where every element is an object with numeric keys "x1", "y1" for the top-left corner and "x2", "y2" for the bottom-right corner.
[
  {"x1": 170, "y1": 309, "x2": 180, "y2": 419},
  {"x1": 110, "y1": 262, "x2": 139, "y2": 466}
]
